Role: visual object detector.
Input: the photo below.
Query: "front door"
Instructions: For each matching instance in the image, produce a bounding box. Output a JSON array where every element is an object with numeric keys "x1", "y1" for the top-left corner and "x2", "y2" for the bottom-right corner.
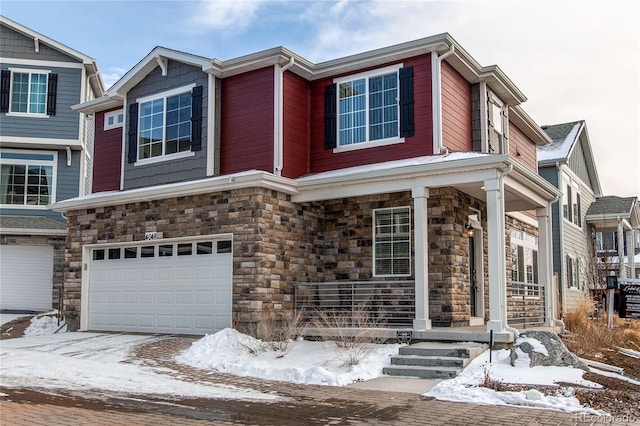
[{"x1": 469, "y1": 234, "x2": 477, "y2": 317}]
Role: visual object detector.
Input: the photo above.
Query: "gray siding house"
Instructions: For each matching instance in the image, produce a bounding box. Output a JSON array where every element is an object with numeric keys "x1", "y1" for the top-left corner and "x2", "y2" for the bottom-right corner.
[
  {"x1": 538, "y1": 120, "x2": 602, "y2": 315},
  {"x1": 0, "y1": 16, "x2": 104, "y2": 312}
]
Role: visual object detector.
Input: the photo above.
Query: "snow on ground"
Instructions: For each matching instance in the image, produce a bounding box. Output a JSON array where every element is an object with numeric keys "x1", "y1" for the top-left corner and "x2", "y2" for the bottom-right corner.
[
  {"x1": 0, "y1": 332, "x2": 280, "y2": 401},
  {"x1": 0, "y1": 328, "x2": 613, "y2": 414},
  {"x1": 426, "y1": 345, "x2": 604, "y2": 415},
  {"x1": 177, "y1": 328, "x2": 401, "y2": 386},
  {"x1": 0, "y1": 313, "x2": 30, "y2": 326},
  {"x1": 23, "y1": 311, "x2": 62, "y2": 336},
  {"x1": 179, "y1": 330, "x2": 606, "y2": 414}
]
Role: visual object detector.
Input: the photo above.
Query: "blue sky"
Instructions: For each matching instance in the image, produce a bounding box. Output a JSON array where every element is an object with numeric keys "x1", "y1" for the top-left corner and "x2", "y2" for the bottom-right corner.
[{"x1": 2, "y1": 0, "x2": 638, "y2": 197}]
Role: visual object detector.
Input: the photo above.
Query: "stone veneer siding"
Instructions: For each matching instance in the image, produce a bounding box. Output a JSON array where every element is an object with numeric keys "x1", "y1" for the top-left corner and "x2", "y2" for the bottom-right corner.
[
  {"x1": 0, "y1": 233, "x2": 65, "y2": 310},
  {"x1": 63, "y1": 185, "x2": 508, "y2": 334}
]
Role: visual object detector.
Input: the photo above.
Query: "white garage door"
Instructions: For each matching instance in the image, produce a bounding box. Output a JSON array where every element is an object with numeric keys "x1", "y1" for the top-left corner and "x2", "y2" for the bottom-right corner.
[
  {"x1": 0, "y1": 244, "x2": 53, "y2": 312},
  {"x1": 87, "y1": 238, "x2": 232, "y2": 335}
]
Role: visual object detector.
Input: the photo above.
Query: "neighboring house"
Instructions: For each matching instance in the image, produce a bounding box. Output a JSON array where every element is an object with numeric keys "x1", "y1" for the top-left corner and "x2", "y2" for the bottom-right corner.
[
  {"x1": 54, "y1": 34, "x2": 561, "y2": 337},
  {"x1": 585, "y1": 196, "x2": 640, "y2": 286},
  {"x1": 538, "y1": 121, "x2": 602, "y2": 315},
  {"x1": 0, "y1": 16, "x2": 104, "y2": 313}
]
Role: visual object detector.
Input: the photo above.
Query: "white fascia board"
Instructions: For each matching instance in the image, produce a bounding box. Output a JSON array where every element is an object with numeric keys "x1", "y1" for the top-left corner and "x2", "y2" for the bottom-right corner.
[
  {"x1": 0, "y1": 227, "x2": 67, "y2": 236},
  {"x1": 0, "y1": 136, "x2": 82, "y2": 150},
  {"x1": 293, "y1": 155, "x2": 513, "y2": 203},
  {"x1": 72, "y1": 95, "x2": 123, "y2": 114},
  {"x1": 51, "y1": 170, "x2": 298, "y2": 213},
  {"x1": 509, "y1": 160, "x2": 562, "y2": 200}
]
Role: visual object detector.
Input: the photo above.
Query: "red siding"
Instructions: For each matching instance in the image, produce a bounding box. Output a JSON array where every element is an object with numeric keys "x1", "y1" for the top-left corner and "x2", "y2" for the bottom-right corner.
[
  {"x1": 282, "y1": 71, "x2": 310, "y2": 179},
  {"x1": 220, "y1": 67, "x2": 275, "y2": 175},
  {"x1": 309, "y1": 54, "x2": 433, "y2": 174},
  {"x1": 441, "y1": 61, "x2": 472, "y2": 152},
  {"x1": 92, "y1": 109, "x2": 122, "y2": 193},
  {"x1": 509, "y1": 122, "x2": 538, "y2": 172}
]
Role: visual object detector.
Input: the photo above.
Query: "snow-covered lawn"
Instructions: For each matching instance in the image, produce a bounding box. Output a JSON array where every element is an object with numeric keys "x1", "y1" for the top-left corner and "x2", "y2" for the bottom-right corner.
[{"x1": 0, "y1": 325, "x2": 610, "y2": 414}]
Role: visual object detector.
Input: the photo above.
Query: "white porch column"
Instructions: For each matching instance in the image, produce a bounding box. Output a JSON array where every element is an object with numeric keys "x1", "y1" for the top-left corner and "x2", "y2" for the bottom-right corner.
[
  {"x1": 412, "y1": 187, "x2": 431, "y2": 330},
  {"x1": 537, "y1": 204, "x2": 554, "y2": 326},
  {"x1": 485, "y1": 178, "x2": 507, "y2": 333},
  {"x1": 626, "y1": 229, "x2": 635, "y2": 279},
  {"x1": 618, "y1": 220, "x2": 626, "y2": 278}
]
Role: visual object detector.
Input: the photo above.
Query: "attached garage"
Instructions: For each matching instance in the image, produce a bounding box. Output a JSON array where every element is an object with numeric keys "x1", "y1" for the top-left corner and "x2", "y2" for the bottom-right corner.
[
  {"x1": 0, "y1": 244, "x2": 54, "y2": 312},
  {"x1": 85, "y1": 236, "x2": 232, "y2": 335}
]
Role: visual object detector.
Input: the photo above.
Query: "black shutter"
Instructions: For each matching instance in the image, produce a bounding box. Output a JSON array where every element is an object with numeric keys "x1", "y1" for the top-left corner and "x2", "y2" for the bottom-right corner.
[
  {"x1": 324, "y1": 83, "x2": 337, "y2": 150},
  {"x1": 46, "y1": 73, "x2": 58, "y2": 116},
  {"x1": 127, "y1": 103, "x2": 138, "y2": 164},
  {"x1": 190, "y1": 85, "x2": 203, "y2": 151},
  {"x1": 0, "y1": 70, "x2": 10, "y2": 113},
  {"x1": 399, "y1": 66, "x2": 414, "y2": 138}
]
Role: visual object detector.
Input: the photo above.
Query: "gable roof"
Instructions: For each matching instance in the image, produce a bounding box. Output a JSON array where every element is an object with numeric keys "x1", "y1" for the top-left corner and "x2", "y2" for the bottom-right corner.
[
  {"x1": 74, "y1": 33, "x2": 533, "y2": 115},
  {"x1": 0, "y1": 15, "x2": 105, "y2": 97},
  {"x1": 586, "y1": 196, "x2": 640, "y2": 229},
  {"x1": 538, "y1": 120, "x2": 602, "y2": 196}
]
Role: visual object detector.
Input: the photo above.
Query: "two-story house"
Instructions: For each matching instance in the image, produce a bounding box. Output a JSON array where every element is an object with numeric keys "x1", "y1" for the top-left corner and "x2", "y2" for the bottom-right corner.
[
  {"x1": 538, "y1": 121, "x2": 602, "y2": 315},
  {"x1": 0, "y1": 16, "x2": 104, "y2": 313},
  {"x1": 54, "y1": 34, "x2": 560, "y2": 337}
]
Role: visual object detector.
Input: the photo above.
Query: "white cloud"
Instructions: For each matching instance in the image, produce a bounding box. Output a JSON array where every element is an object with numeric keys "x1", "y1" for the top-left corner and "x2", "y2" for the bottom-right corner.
[{"x1": 185, "y1": 0, "x2": 266, "y2": 31}]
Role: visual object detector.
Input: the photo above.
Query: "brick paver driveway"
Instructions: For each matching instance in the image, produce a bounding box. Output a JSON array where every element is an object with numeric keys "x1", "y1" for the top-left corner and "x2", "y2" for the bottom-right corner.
[{"x1": 0, "y1": 336, "x2": 608, "y2": 425}]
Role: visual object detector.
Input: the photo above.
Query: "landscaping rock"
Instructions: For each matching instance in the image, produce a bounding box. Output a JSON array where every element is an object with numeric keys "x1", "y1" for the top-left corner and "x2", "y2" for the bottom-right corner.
[{"x1": 510, "y1": 330, "x2": 588, "y2": 371}]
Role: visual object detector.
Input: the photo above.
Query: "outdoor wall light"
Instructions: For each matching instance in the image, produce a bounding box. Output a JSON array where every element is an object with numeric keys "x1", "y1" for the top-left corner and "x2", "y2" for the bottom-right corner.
[{"x1": 466, "y1": 224, "x2": 475, "y2": 237}]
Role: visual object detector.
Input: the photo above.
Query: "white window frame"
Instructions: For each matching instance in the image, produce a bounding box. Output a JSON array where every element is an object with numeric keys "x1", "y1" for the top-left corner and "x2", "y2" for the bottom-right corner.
[
  {"x1": 6, "y1": 67, "x2": 51, "y2": 118},
  {"x1": 135, "y1": 84, "x2": 195, "y2": 166},
  {"x1": 0, "y1": 149, "x2": 57, "y2": 209},
  {"x1": 333, "y1": 64, "x2": 404, "y2": 153},
  {"x1": 562, "y1": 175, "x2": 582, "y2": 229},
  {"x1": 373, "y1": 206, "x2": 411, "y2": 277},
  {"x1": 486, "y1": 89, "x2": 508, "y2": 154},
  {"x1": 566, "y1": 254, "x2": 580, "y2": 290},
  {"x1": 510, "y1": 230, "x2": 540, "y2": 297},
  {"x1": 104, "y1": 109, "x2": 124, "y2": 131}
]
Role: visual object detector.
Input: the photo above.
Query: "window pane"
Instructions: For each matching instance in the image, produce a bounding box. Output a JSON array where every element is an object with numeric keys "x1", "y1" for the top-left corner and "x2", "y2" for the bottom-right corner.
[
  {"x1": 93, "y1": 249, "x2": 105, "y2": 261},
  {"x1": 124, "y1": 247, "x2": 137, "y2": 258},
  {"x1": 159, "y1": 245, "x2": 173, "y2": 257},
  {"x1": 217, "y1": 240, "x2": 232, "y2": 254},
  {"x1": 108, "y1": 248, "x2": 121, "y2": 259},
  {"x1": 374, "y1": 207, "x2": 410, "y2": 276},
  {"x1": 177, "y1": 243, "x2": 192, "y2": 256},
  {"x1": 197, "y1": 241, "x2": 213, "y2": 255},
  {"x1": 11, "y1": 73, "x2": 29, "y2": 113}
]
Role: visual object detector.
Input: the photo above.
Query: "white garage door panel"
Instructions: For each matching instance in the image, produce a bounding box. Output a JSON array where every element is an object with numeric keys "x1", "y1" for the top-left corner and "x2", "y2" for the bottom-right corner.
[
  {"x1": 0, "y1": 245, "x2": 53, "y2": 312},
  {"x1": 88, "y1": 240, "x2": 232, "y2": 335}
]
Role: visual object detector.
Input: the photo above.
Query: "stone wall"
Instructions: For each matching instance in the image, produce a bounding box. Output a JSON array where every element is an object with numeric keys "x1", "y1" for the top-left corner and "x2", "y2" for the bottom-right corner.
[
  {"x1": 0, "y1": 233, "x2": 65, "y2": 310},
  {"x1": 62, "y1": 185, "x2": 493, "y2": 333},
  {"x1": 63, "y1": 187, "x2": 322, "y2": 334}
]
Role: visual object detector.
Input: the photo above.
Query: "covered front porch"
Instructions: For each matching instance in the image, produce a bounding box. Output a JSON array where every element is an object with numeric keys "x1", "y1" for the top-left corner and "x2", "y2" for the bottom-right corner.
[{"x1": 292, "y1": 153, "x2": 561, "y2": 337}]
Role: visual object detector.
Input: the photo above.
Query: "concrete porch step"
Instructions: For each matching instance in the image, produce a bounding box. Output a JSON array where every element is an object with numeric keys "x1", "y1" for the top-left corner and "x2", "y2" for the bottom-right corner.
[
  {"x1": 382, "y1": 365, "x2": 461, "y2": 379},
  {"x1": 390, "y1": 355, "x2": 467, "y2": 368},
  {"x1": 383, "y1": 342, "x2": 486, "y2": 379}
]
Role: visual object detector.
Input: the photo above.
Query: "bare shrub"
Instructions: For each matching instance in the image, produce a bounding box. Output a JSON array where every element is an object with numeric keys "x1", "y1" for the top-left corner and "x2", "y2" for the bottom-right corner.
[
  {"x1": 257, "y1": 310, "x2": 306, "y2": 357},
  {"x1": 562, "y1": 296, "x2": 640, "y2": 356},
  {"x1": 310, "y1": 304, "x2": 387, "y2": 367},
  {"x1": 480, "y1": 363, "x2": 508, "y2": 392}
]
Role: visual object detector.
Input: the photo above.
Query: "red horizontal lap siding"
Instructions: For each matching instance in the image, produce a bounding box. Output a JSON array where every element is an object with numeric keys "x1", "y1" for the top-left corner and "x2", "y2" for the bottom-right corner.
[
  {"x1": 92, "y1": 109, "x2": 122, "y2": 193},
  {"x1": 509, "y1": 122, "x2": 538, "y2": 172},
  {"x1": 220, "y1": 67, "x2": 275, "y2": 175},
  {"x1": 282, "y1": 71, "x2": 310, "y2": 179},
  {"x1": 309, "y1": 54, "x2": 433, "y2": 174},
  {"x1": 441, "y1": 61, "x2": 472, "y2": 152}
]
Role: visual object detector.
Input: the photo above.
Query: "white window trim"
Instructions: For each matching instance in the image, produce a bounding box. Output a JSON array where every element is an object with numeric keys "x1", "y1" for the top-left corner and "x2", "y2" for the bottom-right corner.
[
  {"x1": 333, "y1": 64, "x2": 404, "y2": 153},
  {"x1": 486, "y1": 88, "x2": 508, "y2": 154},
  {"x1": 510, "y1": 230, "x2": 540, "y2": 297},
  {"x1": 135, "y1": 83, "x2": 195, "y2": 163},
  {"x1": 0, "y1": 149, "x2": 57, "y2": 209},
  {"x1": 562, "y1": 174, "x2": 582, "y2": 230},
  {"x1": 373, "y1": 206, "x2": 412, "y2": 277},
  {"x1": 104, "y1": 109, "x2": 124, "y2": 131},
  {"x1": 6, "y1": 67, "x2": 51, "y2": 118},
  {"x1": 566, "y1": 254, "x2": 580, "y2": 290}
]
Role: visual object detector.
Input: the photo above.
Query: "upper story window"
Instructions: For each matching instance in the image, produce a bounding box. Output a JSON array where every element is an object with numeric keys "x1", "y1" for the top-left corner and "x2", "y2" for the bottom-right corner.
[
  {"x1": 0, "y1": 68, "x2": 58, "y2": 117},
  {"x1": 373, "y1": 207, "x2": 411, "y2": 276},
  {"x1": 596, "y1": 231, "x2": 618, "y2": 254},
  {"x1": 324, "y1": 65, "x2": 414, "y2": 152},
  {"x1": 0, "y1": 150, "x2": 56, "y2": 208},
  {"x1": 562, "y1": 178, "x2": 581, "y2": 227},
  {"x1": 104, "y1": 109, "x2": 124, "y2": 130},
  {"x1": 127, "y1": 84, "x2": 203, "y2": 164},
  {"x1": 487, "y1": 90, "x2": 507, "y2": 154}
]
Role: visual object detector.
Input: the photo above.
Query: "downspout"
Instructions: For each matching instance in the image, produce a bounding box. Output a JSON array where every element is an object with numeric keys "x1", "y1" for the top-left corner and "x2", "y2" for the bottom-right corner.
[
  {"x1": 432, "y1": 45, "x2": 455, "y2": 155},
  {"x1": 274, "y1": 56, "x2": 295, "y2": 176},
  {"x1": 553, "y1": 161, "x2": 565, "y2": 330}
]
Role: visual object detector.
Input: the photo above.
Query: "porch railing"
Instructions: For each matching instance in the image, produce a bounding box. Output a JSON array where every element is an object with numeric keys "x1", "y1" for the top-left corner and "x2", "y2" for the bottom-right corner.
[
  {"x1": 507, "y1": 280, "x2": 546, "y2": 327},
  {"x1": 294, "y1": 281, "x2": 415, "y2": 327}
]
